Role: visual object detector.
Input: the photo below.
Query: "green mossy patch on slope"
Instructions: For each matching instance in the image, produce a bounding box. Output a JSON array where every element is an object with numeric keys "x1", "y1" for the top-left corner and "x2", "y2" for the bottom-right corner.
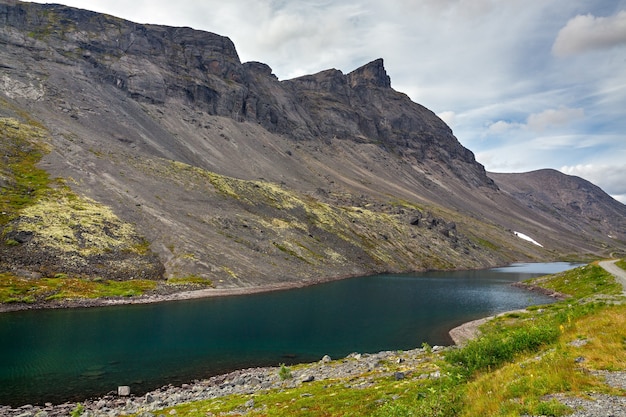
[
  {"x1": 0, "y1": 116, "x2": 164, "y2": 293},
  {"x1": 0, "y1": 272, "x2": 157, "y2": 304},
  {"x1": 0, "y1": 117, "x2": 51, "y2": 226}
]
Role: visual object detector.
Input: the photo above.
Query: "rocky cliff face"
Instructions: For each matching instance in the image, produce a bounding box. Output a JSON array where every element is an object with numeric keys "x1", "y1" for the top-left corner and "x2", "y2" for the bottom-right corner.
[
  {"x1": 0, "y1": 1, "x2": 624, "y2": 287},
  {"x1": 0, "y1": 1, "x2": 494, "y2": 189}
]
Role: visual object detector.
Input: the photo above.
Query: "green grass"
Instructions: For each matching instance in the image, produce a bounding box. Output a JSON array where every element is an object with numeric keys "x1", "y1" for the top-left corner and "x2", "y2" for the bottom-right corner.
[
  {"x1": 0, "y1": 117, "x2": 51, "y2": 226},
  {"x1": 444, "y1": 321, "x2": 560, "y2": 376},
  {"x1": 137, "y1": 262, "x2": 625, "y2": 417},
  {"x1": 0, "y1": 272, "x2": 157, "y2": 303},
  {"x1": 167, "y1": 274, "x2": 214, "y2": 287},
  {"x1": 459, "y1": 303, "x2": 626, "y2": 416},
  {"x1": 523, "y1": 263, "x2": 623, "y2": 299},
  {"x1": 148, "y1": 375, "x2": 447, "y2": 417}
]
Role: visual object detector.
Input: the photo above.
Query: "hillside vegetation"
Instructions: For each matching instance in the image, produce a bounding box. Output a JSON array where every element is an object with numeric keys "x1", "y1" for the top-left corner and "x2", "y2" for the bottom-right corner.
[{"x1": 138, "y1": 262, "x2": 626, "y2": 417}]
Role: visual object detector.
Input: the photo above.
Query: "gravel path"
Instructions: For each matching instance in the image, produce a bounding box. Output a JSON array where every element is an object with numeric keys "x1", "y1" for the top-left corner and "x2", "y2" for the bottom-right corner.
[
  {"x1": 543, "y1": 371, "x2": 626, "y2": 417},
  {"x1": 599, "y1": 259, "x2": 626, "y2": 295}
]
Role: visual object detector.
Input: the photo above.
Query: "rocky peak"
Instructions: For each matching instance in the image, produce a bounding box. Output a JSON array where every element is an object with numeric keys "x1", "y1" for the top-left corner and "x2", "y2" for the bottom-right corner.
[
  {"x1": 347, "y1": 58, "x2": 391, "y2": 89},
  {"x1": 287, "y1": 68, "x2": 347, "y2": 93},
  {"x1": 243, "y1": 61, "x2": 277, "y2": 79}
]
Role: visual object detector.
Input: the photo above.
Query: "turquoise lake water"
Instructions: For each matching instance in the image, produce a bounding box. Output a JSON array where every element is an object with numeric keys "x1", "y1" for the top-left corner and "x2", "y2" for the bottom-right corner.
[{"x1": 0, "y1": 262, "x2": 578, "y2": 405}]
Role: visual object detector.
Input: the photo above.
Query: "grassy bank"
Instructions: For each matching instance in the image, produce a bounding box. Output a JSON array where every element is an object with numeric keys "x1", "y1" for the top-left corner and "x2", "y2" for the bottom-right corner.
[
  {"x1": 0, "y1": 272, "x2": 214, "y2": 304},
  {"x1": 138, "y1": 262, "x2": 625, "y2": 417},
  {"x1": 0, "y1": 272, "x2": 158, "y2": 303}
]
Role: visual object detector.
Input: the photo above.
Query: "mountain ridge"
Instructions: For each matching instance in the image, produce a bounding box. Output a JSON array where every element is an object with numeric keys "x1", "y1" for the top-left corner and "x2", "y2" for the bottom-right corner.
[{"x1": 0, "y1": 0, "x2": 624, "y2": 290}]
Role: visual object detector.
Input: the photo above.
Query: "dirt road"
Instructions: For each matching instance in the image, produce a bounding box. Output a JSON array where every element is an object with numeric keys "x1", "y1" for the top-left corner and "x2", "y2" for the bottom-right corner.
[{"x1": 599, "y1": 259, "x2": 626, "y2": 295}]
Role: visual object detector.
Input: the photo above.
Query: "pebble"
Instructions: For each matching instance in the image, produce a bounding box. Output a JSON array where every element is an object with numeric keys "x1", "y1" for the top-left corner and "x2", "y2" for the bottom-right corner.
[
  {"x1": 2, "y1": 354, "x2": 624, "y2": 417},
  {"x1": 544, "y1": 393, "x2": 626, "y2": 417}
]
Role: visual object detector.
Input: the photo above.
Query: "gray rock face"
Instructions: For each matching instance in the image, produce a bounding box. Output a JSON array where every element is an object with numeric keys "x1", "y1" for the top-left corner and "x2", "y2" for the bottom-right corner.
[{"x1": 0, "y1": 1, "x2": 493, "y2": 189}]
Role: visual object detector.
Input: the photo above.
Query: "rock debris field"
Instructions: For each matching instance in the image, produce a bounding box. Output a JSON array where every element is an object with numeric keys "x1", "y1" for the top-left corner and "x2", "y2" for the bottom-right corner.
[{"x1": 3, "y1": 347, "x2": 626, "y2": 417}]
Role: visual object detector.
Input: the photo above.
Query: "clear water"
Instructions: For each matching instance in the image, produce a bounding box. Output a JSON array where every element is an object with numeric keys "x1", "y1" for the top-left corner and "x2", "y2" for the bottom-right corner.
[{"x1": 0, "y1": 262, "x2": 577, "y2": 406}]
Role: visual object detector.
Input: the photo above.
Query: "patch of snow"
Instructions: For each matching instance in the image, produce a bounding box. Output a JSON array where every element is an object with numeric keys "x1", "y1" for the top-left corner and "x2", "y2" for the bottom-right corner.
[{"x1": 514, "y1": 231, "x2": 543, "y2": 247}]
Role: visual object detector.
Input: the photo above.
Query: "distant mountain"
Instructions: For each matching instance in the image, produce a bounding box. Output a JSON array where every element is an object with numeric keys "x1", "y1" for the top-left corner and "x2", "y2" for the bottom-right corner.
[
  {"x1": 1, "y1": 1, "x2": 624, "y2": 288},
  {"x1": 490, "y1": 169, "x2": 626, "y2": 250}
]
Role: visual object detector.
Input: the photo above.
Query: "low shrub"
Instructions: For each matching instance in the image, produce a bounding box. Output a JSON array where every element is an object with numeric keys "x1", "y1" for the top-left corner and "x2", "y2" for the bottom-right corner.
[
  {"x1": 445, "y1": 323, "x2": 559, "y2": 376},
  {"x1": 278, "y1": 363, "x2": 292, "y2": 380}
]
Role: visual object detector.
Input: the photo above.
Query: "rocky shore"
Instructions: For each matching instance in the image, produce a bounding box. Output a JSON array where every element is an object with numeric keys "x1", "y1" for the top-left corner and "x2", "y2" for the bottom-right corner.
[
  {"x1": 0, "y1": 347, "x2": 446, "y2": 417},
  {"x1": 4, "y1": 349, "x2": 625, "y2": 417}
]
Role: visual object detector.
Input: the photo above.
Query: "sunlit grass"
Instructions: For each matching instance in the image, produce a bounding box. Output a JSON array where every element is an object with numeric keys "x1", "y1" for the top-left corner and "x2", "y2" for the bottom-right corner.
[
  {"x1": 459, "y1": 303, "x2": 626, "y2": 417},
  {"x1": 167, "y1": 274, "x2": 213, "y2": 287},
  {"x1": 154, "y1": 373, "x2": 459, "y2": 417},
  {"x1": 0, "y1": 272, "x2": 156, "y2": 303},
  {"x1": 0, "y1": 117, "x2": 51, "y2": 226},
  {"x1": 525, "y1": 264, "x2": 623, "y2": 299},
  {"x1": 566, "y1": 304, "x2": 626, "y2": 370}
]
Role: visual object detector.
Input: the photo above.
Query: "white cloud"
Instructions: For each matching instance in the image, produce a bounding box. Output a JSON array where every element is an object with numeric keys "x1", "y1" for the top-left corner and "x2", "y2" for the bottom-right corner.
[
  {"x1": 526, "y1": 107, "x2": 585, "y2": 132},
  {"x1": 485, "y1": 107, "x2": 584, "y2": 136},
  {"x1": 486, "y1": 120, "x2": 521, "y2": 135},
  {"x1": 553, "y1": 10, "x2": 626, "y2": 57}
]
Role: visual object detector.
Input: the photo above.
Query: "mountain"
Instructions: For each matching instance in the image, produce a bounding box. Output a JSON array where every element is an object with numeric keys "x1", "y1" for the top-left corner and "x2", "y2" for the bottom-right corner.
[
  {"x1": 490, "y1": 170, "x2": 626, "y2": 251},
  {"x1": 1, "y1": 1, "x2": 624, "y2": 289}
]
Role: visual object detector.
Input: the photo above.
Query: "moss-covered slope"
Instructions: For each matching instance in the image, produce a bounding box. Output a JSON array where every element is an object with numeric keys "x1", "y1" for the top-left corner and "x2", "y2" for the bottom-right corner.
[{"x1": 0, "y1": 117, "x2": 164, "y2": 284}]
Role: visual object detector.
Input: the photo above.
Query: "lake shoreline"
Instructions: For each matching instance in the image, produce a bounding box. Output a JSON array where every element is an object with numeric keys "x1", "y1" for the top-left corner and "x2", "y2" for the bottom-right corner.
[
  {"x1": 1, "y1": 261, "x2": 568, "y2": 314},
  {"x1": 1, "y1": 304, "x2": 551, "y2": 413},
  {"x1": 0, "y1": 347, "x2": 443, "y2": 415},
  {"x1": 0, "y1": 273, "x2": 364, "y2": 314},
  {"x1": 448, "y1": 309, "x2": 526, "y2": 345},
  {"x1": 448, "y1": 280, "x2": 569, "y2": 345}
]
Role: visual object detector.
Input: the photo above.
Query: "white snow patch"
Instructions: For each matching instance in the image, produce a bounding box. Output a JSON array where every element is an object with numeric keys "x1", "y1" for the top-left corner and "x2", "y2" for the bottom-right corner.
[{"x1": 514, "y1": 231, "x2": 543, "y2": 247}]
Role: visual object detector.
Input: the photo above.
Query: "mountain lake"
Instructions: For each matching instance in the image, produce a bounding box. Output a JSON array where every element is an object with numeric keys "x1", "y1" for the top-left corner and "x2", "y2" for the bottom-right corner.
[{"x1": 0, "y1": 262, "x2": 578, "y2": 405}]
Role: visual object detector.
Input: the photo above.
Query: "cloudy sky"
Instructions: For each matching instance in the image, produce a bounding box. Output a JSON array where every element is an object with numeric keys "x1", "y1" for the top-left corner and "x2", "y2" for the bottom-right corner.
[{"x1": 25, "y1": 0, "x2": 626, "y2": 203}]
